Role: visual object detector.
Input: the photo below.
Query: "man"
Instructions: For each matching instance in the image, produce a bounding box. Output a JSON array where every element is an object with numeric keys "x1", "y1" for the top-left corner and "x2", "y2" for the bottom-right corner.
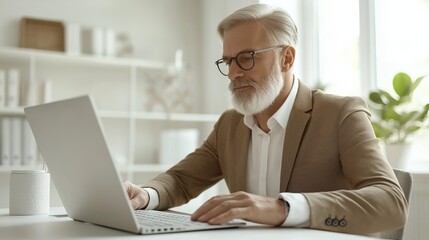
[{"x1": 125, "y1": 3, "x2": 407, "y2": 236}]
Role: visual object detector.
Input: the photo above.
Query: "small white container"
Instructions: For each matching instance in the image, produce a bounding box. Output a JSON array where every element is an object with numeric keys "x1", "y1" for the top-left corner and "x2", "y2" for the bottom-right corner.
[{"x1": 9, "y1": 170, "x2": 50, "y2": 215}]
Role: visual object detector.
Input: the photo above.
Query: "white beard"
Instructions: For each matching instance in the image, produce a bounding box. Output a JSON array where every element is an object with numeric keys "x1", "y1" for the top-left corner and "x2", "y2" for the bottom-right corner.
[{"x1": 229, "y1": 66, "x2": 284, "y2": 115}]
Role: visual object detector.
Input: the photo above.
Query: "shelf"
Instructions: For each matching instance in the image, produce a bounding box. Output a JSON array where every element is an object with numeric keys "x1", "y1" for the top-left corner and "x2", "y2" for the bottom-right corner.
[
  {"x1": 0, "y1": 165, "x2": 41, "y2": 172},
  {"x1": 0, "y1": 108, "x2": 133, "y2": 119},
  {"x1": 0, "y1": 108, "x2": 219, "y2": 123},
  {"x1": 134, "y1": 112, "x2": 220, "y2": 122},
  {"x1": 0, "y1": 46, "x2": 167, "y2": 69},
  {"x1": 0, "y1": 107, "x2": 25, "y2": 117},
  {"x1": 0, "y1": 46, "x2": 218, "y2": 182},
  {"x1": 98, "y1": 110, "x2": 131, "y2": 119},
  {"x1": 0, "y1": 164, "x2": 172, "y2": 173},
  {"x1": 117, "y1": 164, "x2": 173, "y2": 173}
]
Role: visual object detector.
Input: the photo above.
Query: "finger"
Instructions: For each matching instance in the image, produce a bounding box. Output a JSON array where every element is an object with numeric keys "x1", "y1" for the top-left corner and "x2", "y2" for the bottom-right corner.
[
  {"x1": 130, "y1": 197, "x2": 139, "y2": 209},
  {"x1": 196, "y1": 198, "x2": 250, "y2": 223},
  {"x1": 191, "y1": 194, "x2": 235, "y2": 220},
  {"x1": 208, "y1": 207, "x2": 247, "y2": 225},
  {"x1": 123, "y1": 181, "x2": 134, "y2": 197},
  {"x1": 192, "y1": 192, "x2": 250, "y2": 221}
]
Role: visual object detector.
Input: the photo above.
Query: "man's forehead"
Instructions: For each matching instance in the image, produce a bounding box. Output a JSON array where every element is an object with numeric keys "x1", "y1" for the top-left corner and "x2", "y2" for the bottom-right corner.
[{"x1": 222, "y1": 21, "x2": 268, "y2": 57}]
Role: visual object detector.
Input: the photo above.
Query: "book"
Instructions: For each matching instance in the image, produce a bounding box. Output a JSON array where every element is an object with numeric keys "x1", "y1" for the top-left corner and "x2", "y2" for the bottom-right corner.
[
  {"x1": 10, "y1": 117, "x2": 22, "y2": 166},
  {"x1": 22, "y1": 119, "x2": 38, "y2": 166},
  {"x1": 90, "y1": 27, "x2": 104, "y2": 56},
  {"x1": 24, "y1": 73, "x2": 37, "y2": 106},
  {"x1": 7, "y1": 69, "x2": 20, "y2": 107},
  {"x1": 66, "y1": 23, "x2": 81, "y2": 55},
  {"x1": 43, "y1": 80, "x2": 53, "y2": 103},
  {"x1": 105, "y1": 28, "x2": 116, "y2": 57},
  {"x1": 0, "y1": 69, "x2": 5, "y2": 106},
  {"x1": 1, "y1": 117, "x2": 11, "y2": 166}
]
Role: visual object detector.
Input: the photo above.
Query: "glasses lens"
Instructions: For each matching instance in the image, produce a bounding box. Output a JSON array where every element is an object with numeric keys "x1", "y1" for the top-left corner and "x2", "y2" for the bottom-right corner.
[
  {"x1": 236, "y1": 52, "x2": 254, "y2": 70},
  {"x1": 216, "y1": 60, "x2": 229, "y2": 76}
]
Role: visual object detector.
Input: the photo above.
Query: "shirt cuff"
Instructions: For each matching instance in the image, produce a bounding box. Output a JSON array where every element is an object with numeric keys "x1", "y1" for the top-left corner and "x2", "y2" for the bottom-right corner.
[
  {"x1": 143, "y1": 187, "x2": 160, "y2": 210},
  {"x1": 279, "y1": 192, "x2": 310, "y2": 227}
]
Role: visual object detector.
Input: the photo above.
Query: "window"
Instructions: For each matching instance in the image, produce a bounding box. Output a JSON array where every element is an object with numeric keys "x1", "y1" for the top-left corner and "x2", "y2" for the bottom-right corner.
[
  {"x1": 263, "y1": 0, "x2": 429, "y2": 162},
  {"x1": 263, "y1": 0, "x2": 361, "y2": 96},
  {"x1": 375, "y1": 0, "x2": 429, "y2": 103},
  {"x1": 374, "y1": 0, "x2": 429, "y2": 162},
  {"x1": 318, "y1": 0, "x2": 360, "y2": 96}
]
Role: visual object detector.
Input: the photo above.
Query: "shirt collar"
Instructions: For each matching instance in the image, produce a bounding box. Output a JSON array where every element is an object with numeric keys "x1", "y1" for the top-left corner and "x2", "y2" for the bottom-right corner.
[{"x1": 244, "y1": 76, "x2": 299, "y2": 130}]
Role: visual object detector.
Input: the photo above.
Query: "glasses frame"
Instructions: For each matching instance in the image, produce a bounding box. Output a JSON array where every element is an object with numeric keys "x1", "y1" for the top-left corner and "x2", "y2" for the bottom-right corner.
[{"x1": 215, "y1": 45, "x2": 286, "y2": 76}]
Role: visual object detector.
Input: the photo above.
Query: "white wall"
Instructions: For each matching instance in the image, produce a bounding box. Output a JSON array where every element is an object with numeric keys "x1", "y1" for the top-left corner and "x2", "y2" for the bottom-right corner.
[
  {"x1": 0, "y1": 0, "x2": 262, "y2": 208},
  {"x1": 0, "y1": 0, "x2": 207, "y2": 208},
  {"x1": 0, "y1": 0, "x2": 264, "y2": 114},
  {"x1": 201, "y1": 0, "x2": 258, "y2": 114},
  {"x1": 0, "y1": 0, "x2": 198, "y2": 60},
  {"x1": 0, "y1": 0, "x2": 204, "y2": 111}
]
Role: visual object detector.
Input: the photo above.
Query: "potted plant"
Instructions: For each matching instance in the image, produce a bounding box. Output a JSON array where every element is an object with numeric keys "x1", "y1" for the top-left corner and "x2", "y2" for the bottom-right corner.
[{"x1": 368, "y1": 72, "x2": 429, "y2": 168}]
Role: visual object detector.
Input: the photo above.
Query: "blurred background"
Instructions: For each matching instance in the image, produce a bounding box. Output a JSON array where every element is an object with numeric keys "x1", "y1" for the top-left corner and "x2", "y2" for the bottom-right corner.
[{"x1": 0, "y1": 0, "x2": 428, "y2": 239}]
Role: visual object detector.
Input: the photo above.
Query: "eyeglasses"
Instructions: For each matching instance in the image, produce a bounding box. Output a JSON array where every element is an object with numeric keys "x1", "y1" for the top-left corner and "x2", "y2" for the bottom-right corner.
[{"x1": 215, "y1": 45, "x2": 285, "y2": 76}]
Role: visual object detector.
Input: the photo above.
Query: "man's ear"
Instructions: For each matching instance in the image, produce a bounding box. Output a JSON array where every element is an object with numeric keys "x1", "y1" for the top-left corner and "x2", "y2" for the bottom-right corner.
[{"x1": 280, "y1": 46, "x2": 295, "y2": 72}]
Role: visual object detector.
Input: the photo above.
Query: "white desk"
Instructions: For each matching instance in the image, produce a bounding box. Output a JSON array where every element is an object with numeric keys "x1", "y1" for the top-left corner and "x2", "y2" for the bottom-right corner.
[{"x1": 0, "y1": 208, "x2": 379, "y2": 240}]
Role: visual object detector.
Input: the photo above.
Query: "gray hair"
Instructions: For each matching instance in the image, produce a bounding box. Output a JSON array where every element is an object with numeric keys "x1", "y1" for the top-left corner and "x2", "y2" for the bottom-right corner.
[{"x1": 217, "y1": 4, "x2": 298, "y2": 47}]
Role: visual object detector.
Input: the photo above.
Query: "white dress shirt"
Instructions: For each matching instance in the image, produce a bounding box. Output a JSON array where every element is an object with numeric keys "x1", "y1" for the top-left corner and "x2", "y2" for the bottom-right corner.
[
  {"x1": 243, "y1": 77, "x2": 309, "y2": 227},
  {"x1": 144, "y1": 77, "x2": 310, "y2": 227}
]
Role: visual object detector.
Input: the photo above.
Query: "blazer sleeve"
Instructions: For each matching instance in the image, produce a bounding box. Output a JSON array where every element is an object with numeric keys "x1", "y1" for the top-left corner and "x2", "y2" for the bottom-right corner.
[
  {"x1": 142, "y1": 112, "x2": 228, "y2": 210},
  {"x1": 302, "y1": 97, "x2": 408, "y2": 234}
]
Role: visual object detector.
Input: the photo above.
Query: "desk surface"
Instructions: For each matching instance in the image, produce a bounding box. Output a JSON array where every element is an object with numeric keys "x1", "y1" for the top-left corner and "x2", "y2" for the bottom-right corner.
[{"x1": 0, "y1": 208, "x2": 379, "y2": 240}]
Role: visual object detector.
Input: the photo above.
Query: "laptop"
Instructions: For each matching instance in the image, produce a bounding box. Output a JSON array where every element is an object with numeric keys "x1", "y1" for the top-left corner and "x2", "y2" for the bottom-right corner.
[{"x1": 24, "y1": 95, "x2": 243, "y2": 234}]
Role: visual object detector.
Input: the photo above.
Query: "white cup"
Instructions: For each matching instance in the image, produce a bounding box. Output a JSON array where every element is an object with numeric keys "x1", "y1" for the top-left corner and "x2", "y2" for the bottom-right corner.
[{"x1": 9, "y1": 170, "x2": 50, "y2": 215}]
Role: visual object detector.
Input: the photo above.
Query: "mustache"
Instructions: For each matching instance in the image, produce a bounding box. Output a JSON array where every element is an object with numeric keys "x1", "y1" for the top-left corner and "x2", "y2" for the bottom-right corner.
[{"x1": 228, "y1": 79, "x2": 259, "y2": 92}]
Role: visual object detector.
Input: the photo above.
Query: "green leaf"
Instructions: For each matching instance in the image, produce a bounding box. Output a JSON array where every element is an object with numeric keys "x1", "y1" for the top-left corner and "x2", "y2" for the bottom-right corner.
[
  {"x1": 379, "y1": 90, "x2": 399, "y2": 105},
  {"x1": 400, "y1": 111, "x2": 419, "y2": 125},
  {"x1": 416, "y1": 103, "x2": 429, "y2": 121},
  {"x1": 393, "y1": 72, "x2": 412, "y2": 97},
  {"x1": 405, "y1": 125, "x2": 421, "y2": 135},
  {"x1": 369, "y1": 72, "x2": 429, "y2": 143},
  {"x1": 369, "y1": 92, "x2": 384, "y2": 104},
  {"x1": 397, "y1": 95, "x2": 411, "y2": 104},
  {"x1": 371, "y1": 122, "x2": 393, "y2": 139},
  {"x1": 383, "y1": 106, "x2": 401, "y2": 121},
  {"x1": 410, "y1": 75, "x2": 426, "y2": 93}
]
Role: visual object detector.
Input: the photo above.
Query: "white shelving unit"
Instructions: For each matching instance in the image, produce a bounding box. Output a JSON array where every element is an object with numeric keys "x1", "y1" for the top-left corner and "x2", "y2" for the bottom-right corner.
[{"x1": 0, "y1": 47, "x2": 219, "y2": 182}]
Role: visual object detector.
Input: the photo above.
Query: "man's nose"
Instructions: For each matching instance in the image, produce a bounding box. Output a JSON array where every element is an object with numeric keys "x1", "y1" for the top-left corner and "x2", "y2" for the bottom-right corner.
[{"x1": 228, "y1": 61, "x2": 244, "y2": 80}]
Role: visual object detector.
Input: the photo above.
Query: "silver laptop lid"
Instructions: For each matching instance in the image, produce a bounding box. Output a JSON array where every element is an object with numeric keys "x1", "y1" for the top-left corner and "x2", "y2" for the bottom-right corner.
[{"x1": 24, "y1": 95, "x2": 141, "y2": 234}]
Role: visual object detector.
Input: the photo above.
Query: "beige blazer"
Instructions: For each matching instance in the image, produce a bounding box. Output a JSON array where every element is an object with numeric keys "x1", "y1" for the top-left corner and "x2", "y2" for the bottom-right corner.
[{"x1": 145, "y1": 80, "x2": 407, "y2": 235}]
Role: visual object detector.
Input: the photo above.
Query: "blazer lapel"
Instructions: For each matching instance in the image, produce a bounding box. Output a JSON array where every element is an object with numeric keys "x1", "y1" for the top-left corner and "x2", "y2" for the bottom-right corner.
[
  {"x1": 280, "y1": 81, "x2": 313, "y2": 192},
  {"x1": 233, "y1": 118, "x2": 250, "y2": 192}
]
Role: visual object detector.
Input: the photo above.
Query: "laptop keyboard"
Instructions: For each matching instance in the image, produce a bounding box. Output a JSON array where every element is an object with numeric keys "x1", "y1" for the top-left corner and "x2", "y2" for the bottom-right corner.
[{"x1": 135, "y1": 210, "x2": 210, "y2": 232}]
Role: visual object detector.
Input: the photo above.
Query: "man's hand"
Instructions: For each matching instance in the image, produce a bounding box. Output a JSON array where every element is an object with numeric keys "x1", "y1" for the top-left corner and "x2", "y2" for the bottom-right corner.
[
  {"x1": 124, "y1": 181, "x2": 149, "y2": 209},
  {"x1": 191, "y1": 191, "x2": 287, "y2": 226}
]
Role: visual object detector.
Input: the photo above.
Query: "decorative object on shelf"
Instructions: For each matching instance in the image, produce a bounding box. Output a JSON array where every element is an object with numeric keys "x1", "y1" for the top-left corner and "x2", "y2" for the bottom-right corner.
[
  {"x1": 144, "y1": 50, "x2": 191, "y2": 114},
  {"x1": 65, "y1": 23, "x2": 81, "y2": 55},
  {"x1": 104, "y1": 28, "x2": 116, "y2": 57},
  {"x1": 89, "y1": 27, "x2": 104, "y2": 56},
  {"x1": 369, "y1": 72, "x2": 429, "y2": 168},
  {"x1": 115, "y1": 32, "x2": 133, "y2": 58},
  {"x1": 81, "y1": 26, "x2": 121, "y2": 57},
  {"x1": 20, "y1": 17, "x2": 65, "y2": 52},
  {"x1": 0, "y1": 46, "x2": 218, "y2": 180}
]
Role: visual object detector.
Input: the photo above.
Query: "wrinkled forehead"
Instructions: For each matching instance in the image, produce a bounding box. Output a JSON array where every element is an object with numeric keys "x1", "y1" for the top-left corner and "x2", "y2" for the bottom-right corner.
[{"x1": 222, "y1": 21, "x2": 270, "y2": 58}]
